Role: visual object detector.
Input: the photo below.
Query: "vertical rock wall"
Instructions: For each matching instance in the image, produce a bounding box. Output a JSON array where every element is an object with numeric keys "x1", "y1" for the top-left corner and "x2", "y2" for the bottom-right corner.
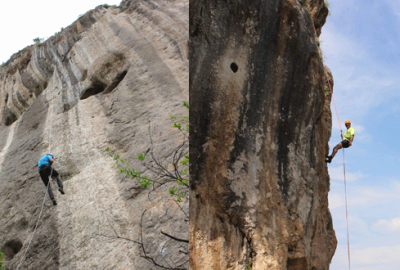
[
  {"x1": 0, "y1": 0, "x2": 188, "y2": 269},
  {"x1": 190, "y1": 0, "x2": 336, "y2": 269}
]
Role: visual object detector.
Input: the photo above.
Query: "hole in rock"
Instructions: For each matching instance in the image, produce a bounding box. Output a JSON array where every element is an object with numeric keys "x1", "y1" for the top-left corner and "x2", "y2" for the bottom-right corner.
[
  {"x1": 230, "y1": 62, "x2": 238, "y2": 73},
  {"x1": 3, "y1": 239, "x2": 23, "y2": 260},
  {"x1": 104, "y1": 70, "x2": 128, "y2": 94},
  {"x1": 4, "y1": 108, "x2": 17, "y2": 126},
  {"x1": 80, "y1": 80, "x2": 107, "y2": 100}
]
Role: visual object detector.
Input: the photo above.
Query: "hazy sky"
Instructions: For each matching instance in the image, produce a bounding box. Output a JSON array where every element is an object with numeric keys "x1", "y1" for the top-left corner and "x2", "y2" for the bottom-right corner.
[
  {"x1": 0, "y1": 0, "x2": 121, "y2": 64},
  {"x1": 321, "y1": 0, "x2": 400, "y2": 269}
]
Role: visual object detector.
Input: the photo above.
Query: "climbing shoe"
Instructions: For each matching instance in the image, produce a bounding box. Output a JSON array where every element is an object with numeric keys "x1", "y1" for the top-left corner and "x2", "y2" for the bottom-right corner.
[
  {"x1": 52, "y1": 199, "x2": 57, "y2": 206},
  {"x1": 325, "y1": 156, "x2": 332, "y2": 163},
  {"x1": 59, "y1": 187, "x2": 65, "y2": 195}
]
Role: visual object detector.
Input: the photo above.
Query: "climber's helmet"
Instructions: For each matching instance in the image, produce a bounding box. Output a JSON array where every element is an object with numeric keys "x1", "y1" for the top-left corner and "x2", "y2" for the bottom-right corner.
[{"x1": 47, "y1": 153, "x2": 54, "y2": 159}]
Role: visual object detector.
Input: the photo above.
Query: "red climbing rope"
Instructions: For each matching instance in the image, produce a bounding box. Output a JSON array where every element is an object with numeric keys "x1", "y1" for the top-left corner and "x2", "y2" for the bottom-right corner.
[
  {"x1": 343, "y1": 150, "x2": 350, "y2": 270},
  {"x1": 312, "y1": 23, "x2": 351, "y2": 270}
]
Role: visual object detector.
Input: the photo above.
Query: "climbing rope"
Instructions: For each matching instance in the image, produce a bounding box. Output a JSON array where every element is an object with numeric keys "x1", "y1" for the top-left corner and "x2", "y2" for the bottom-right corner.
[
  {"x1": 343, "y1": 150, "x2": 350, "y2": 270},
  {"x1": 312, "y1": 22, "x2": 351, "y2": 270},
  {"x1": 16, "y1": 88, "x2": 55, "y2": 270},
  {"x1": 16, "y1": 182, "x2": 49, "y2": 270}
]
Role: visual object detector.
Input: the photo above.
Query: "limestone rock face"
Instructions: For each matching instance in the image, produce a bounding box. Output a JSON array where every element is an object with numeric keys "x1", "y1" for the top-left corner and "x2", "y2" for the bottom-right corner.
[
  {"x1": 0, "y1": 0, "x2": 188, "y2": 269},
  {"x1": 190, "y1": 0, "x2": 336, "y2": 269}
]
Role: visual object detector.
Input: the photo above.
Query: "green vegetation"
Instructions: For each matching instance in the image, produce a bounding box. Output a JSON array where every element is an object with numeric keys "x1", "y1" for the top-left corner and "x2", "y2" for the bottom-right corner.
[
  {"x1": 103, "y1": 102, "x2": 189, "y2": 269},
  {"x1": 315, "y1": 37, "x2": 324, "y2": 46},
  {"x1": 245, "y1": 260, "x2": 253, "y2": 270},
  {"x1": 0, "y1": 248, "x2": 4, "y2": 270},
  {"x1": 324, "y1": 85, "x2": 330, "y2": 96},
  {"x1": 105, "y1": 101, "x2": 189, "y2": 203},
  {"x1": 33, "y1": 37, "x2": 44, "y2": 47},
  {"x1": 123, "y1": 5, "x2": 129, "y2": 11},
  {"x1": 107, "y1": 151, "x2": 153, "y2": 188},
  {"x1": 171, "y1": 101, "x2": 189, "y2": 133},
  {"x1": 103, "y1": 4, "x2": 117, "y2": 8},
  {"x1": 324, "y1": 0, "x2": 331, "y2": 15}
]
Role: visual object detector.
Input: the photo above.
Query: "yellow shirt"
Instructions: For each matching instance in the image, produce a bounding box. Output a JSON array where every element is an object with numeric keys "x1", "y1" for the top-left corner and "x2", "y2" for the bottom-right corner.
[{"x1": 343, "y1": 127, "x2": 355, "y2": 141}]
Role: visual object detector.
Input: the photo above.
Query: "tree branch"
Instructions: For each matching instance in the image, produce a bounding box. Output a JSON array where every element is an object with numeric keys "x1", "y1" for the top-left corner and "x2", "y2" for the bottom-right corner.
[{"x1": 160, "y1": 231, "x2": 189, "y2": 243}]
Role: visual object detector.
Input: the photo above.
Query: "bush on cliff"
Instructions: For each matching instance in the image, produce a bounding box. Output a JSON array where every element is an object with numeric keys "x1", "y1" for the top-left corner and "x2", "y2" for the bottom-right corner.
[
  {"x1": 0, "y1": 247, "x2": 4, "y2": 270},
  {"x1": 105, "y1": 101, "x2": 189, "y2": 203},
  {"x1": 104, "y1": 101, "x2": 189, "y2": 269}
]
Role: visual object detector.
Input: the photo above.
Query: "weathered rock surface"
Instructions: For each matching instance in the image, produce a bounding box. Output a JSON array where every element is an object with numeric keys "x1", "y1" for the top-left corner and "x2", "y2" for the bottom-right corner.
[
  {"x1": 0, "y1": 0, "x2": 188, "y2": 269},
  {"x1": 190, "y1": 0, "x2": 336, "y2": 269}
]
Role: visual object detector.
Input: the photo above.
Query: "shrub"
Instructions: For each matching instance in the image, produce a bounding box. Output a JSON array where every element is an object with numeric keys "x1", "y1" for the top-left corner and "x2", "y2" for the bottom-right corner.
[
  {"x1": 0, "y1": 247, "x2": 4, "y2": 270},
  {"x1": 33, "y1": 37, "x2": 44, "y2": 47}
]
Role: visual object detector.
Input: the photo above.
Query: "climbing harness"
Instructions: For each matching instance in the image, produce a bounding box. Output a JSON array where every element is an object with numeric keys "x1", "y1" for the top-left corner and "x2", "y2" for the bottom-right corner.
[
  {"x1": 312, "y1": 23, "x2": 351, "y2": 270},
  {"x1": 16, "y1": 88, "x2": 56, "y2": 270}
]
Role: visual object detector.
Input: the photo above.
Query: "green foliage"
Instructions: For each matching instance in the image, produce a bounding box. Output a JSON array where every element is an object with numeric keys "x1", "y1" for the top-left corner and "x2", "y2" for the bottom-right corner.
[
  {"x1": 169, "y1": 187, "x2": 187, "y2": 203},
  {"x1": 171, "y1": 101, "x2": 189, "y2": 133},
  {"x1": 180, "y1": 155, "x2": 189, "y2": 165},
  {"x1": 324, "y1": 85, "x2": 330, "y2": 96},
  {"x1": 123, "y1": 5, "x2": 129, "y2": 11},
  {"x1": 108, "y1": 150, "x2": 153, "y2": 188},
  {"x1": 324, "y1": 0, "x2": 331, "y2": 15},
  {"x1": 245, "y1": 261, "x2": 253, "y2": 270},
  {"x1": 33, "y1": 37, "x2": 44, "y2": 47},
  {"x1": 136, "y1": 153, "x2": 145, "y2": 161},
  {"x1": 316, "y1": 38, "x2": 324, "y2": 46},
  {"x1": 103, "y1": 4, "x2": 109, "y2": 8},
  {"x1": 106, "y1": 101, "x2": 189, "y2": 203},
  {"x1": 0, "y1": 247, "x2": 4, "y2": 270}
]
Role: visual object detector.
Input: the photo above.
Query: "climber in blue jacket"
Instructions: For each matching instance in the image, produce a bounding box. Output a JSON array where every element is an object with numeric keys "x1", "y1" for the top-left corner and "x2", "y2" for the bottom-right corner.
[{"x1": 38, "y1": 153, "x2": 65, "y2": 205}]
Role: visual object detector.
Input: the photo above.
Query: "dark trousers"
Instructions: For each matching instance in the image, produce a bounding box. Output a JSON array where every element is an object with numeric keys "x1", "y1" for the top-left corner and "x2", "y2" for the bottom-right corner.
[{"x1": 38, "y1": 166, "x2": 63, "y2": 199}]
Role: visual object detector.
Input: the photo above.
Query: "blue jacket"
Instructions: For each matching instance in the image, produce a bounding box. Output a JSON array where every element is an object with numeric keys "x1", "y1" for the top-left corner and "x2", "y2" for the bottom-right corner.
[{"x1": 38, "y1": 154, "x2": 53, "y2": 168}]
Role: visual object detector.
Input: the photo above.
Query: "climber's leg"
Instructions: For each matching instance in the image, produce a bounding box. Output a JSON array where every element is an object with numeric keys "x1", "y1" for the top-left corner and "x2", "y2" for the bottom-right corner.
[
  {"x1": 39, "y1": 167, "x2": 55, "y2": 200},
  {"x1": 326, "y1": 142, "x2": 343, "y2": 163},
  {"x1": 50, "y1": 168, "x2": 65, "y2": 194}
]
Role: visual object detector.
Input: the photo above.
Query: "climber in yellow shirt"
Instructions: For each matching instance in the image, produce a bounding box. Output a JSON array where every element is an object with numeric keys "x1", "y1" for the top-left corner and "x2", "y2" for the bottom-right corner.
[{"x1": 326, "y1": 120, "x2": 355, "y2": 163}]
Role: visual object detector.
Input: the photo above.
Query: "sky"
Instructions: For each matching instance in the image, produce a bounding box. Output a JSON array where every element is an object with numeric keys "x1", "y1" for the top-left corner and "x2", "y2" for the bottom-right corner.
[
  {"x1": 320, "y1": 0, "x2": 400, "y2": 269},
  {"x1": 0, "y1": 0, "x2": 121, "y2": 64}
]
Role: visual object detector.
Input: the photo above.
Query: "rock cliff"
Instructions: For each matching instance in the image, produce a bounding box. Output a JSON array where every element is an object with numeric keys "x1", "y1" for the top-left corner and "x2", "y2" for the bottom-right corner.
[
  {"x1": 190, "y1": 0, "x2": 336, "y2": 269},
  {"x1": 0, "y1": 0, "x2": 188, "y2": 269}
]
